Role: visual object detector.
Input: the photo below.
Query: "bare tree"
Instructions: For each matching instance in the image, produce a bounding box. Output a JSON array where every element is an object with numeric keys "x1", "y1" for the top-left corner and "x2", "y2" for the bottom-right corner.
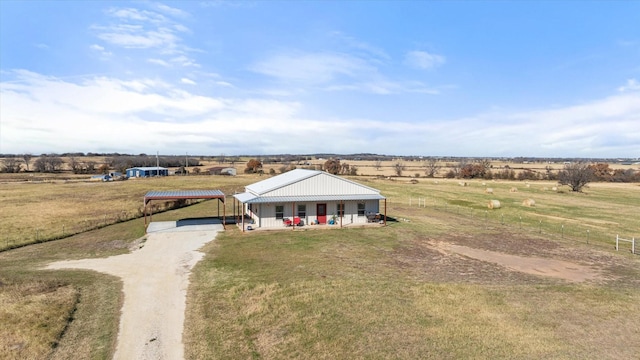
[
  {"x1": 424, "y1": 158, "x2": 439, "y2": 178},
  {"x1": 22, "y1": 153, "x2": 32, "y2": 171},
  {"x1": 1, "y1": 157, "x2": 22, "y2": 173},
  {"x1": 374, "y1": 160, "x2": 382, "y2": 171},
  {"x1": 218, "y1": 153, "x2": 226, "y2": 164},
  {"x1": 393, "y1": 161, "x2": 406, "y2": 177},
  {"x1": 33, "y1": 155, "x2": 64, "y2": 173},
  {"x1": 557, "y1": 162, "x2": 593, "y2": 192}
]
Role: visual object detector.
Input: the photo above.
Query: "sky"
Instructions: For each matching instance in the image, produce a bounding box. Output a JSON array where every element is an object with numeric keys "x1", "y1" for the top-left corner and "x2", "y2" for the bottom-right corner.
[{"x1": 1, "y1": 1, "x2": 639, "y2": 158}]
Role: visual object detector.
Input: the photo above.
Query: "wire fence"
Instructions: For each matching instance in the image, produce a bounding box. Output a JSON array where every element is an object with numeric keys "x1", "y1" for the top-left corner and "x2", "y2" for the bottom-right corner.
[
  {"x1": 1, "y1": 199, "x2": 202, "y2": 252},
  {"x1": 406, "y1": 197, "x2": 638, "y2": 255}
]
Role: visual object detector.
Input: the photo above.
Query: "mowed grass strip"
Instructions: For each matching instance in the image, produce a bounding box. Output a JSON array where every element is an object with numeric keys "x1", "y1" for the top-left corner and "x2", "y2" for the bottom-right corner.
[{"x1": 185, "y1": 227, "x2": 640, "y2": 359}]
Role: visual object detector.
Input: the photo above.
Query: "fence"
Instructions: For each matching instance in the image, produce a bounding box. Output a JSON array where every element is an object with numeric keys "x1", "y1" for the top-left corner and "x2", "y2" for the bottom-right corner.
[
  {"x1": 616, "y1": 235, "x2": 636, "y2": 254},
  {"x1": 1, "y1": 199, "x2": 203, "y2": 252},
  {"x1": 406, "y1": 197, "x2": 638, "y2": 254}
]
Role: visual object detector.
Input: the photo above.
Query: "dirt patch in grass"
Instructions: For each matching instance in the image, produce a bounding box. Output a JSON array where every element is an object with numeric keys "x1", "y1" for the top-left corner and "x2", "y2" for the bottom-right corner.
[{"x1": 390, "y1": 230, "x2": 638, "y2": 287}]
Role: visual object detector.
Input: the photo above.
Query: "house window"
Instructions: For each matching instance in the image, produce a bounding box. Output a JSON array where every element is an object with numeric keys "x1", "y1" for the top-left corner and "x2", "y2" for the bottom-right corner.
[
  {"x1": 297, "y1": 204, "x2": 306, "y2": 218},
  {"x1": 275, "y1": 205, "x2": 284, "y2": 219},
  {"x1": 357, "y1": 202, "x2": 366, "y2": 216},
  {"x1": 336, "y1": 203, "x2": 344, "y2": 217}
]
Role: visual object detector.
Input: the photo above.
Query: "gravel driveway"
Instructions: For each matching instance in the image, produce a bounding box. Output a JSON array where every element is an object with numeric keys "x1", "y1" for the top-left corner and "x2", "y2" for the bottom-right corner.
[{"x1": 46, "y1": 220, "x2": 223, "y2": 360}]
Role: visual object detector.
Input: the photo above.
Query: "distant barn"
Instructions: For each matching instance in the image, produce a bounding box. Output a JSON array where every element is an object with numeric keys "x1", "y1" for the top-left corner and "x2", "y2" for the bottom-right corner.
[
  {"x1": 208, "y1": 167, "x2": 237, "y2": 176},
  {"x1": 126, "y1": 167, "x2": 169, "y2": 178}
]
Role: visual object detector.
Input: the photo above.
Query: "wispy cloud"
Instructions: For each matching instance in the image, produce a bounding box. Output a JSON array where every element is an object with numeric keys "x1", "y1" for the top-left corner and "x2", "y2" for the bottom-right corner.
[
  {"x1": 181, "y1": 78, "x2": 196, "y2": 85},
  {"x1": 404, "y1": 50, "x2": 446, "y2": 70},
  {"x1": 251, "y1": 51, "x2": 374, "y2": 84},
  {"x1": 91, "y1": 3, "x2": 198, "y2": 67},
  {"x1": 618, "y1": 78, "x2": 640, "y2": 92},
  {"x1": 2, "y1": 70, "x2": 638, "y2": 157}
]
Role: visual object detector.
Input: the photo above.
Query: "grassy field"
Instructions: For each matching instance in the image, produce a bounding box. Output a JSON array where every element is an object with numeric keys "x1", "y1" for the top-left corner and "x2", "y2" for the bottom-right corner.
[
  {"x1": 1, "y1": 174, "x2": 639, "y2": 359},
  {"x1": 0, "y1": 174, "x2": 254, "y2": 251}
]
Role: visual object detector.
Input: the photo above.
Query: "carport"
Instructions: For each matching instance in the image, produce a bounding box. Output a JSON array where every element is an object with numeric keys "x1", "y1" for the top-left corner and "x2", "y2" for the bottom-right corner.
[{"x1": 143, "y1": 190, "x2": 226, "y2": 231}]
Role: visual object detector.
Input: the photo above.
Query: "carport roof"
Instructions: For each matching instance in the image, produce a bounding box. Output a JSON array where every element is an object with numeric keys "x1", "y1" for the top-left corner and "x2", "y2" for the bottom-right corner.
[{"x1": 144, "y1": 190, "x2": 225, "y2": 204}]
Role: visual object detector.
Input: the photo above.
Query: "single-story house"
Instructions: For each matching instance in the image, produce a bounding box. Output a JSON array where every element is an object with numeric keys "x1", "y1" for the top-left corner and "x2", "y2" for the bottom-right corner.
[
  {"x1": 126, "y1": 167, "x2": 169, "y2": 178},
  {"x1": 233, "y1": 169, "x2": 386, "y2": 230}
]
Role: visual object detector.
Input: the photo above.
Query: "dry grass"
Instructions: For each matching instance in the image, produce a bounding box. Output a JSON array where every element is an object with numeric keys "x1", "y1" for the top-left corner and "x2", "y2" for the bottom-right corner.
[
  {"x1": 0, "y1": 174, "x2": 254, "y2": 250},
  {"x1": 1, "y1": 172, "x2": 639, "y2": 359}
]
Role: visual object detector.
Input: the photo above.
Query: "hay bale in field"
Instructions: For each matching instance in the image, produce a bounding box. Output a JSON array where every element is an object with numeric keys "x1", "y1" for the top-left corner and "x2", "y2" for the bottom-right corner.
[
  {"x1": 526, "y1": 183, "x2": 531, "y2": 188},
  {"x1": 522, "y1": 198, "x2": 536, "y2": 207},
  {"x1": 482, "y1": 182, "x2": 486, "y2": 186},
  {"x1": 459, "y1": 181, "x2": 468, "y2": 187},
  {"x1": 488, "y1": 200, "x2": 501, "y2": 209},
  {"x1": 510, "y1": 187, "x2": 518, "y2": 193},
  {"x1": 433, "y1": 180, "x2": 439, "y2": 184},
  {"x1": 485, "y1": 188, "x2": 494, "y2": 194},
  {"x1": 551, "y1": 186, "x2": 558, "y2": 191}
]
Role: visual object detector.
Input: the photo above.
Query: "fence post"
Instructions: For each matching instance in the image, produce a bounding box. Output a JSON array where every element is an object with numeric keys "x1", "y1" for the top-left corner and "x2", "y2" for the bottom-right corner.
[
  {"x1": 586, "y1": 230, "x2": 589, "y2": 244},
  {"x1": 539, "y1": 221, "x2": 542, "y2": 234},
  {"x1": 519, "y1": 215, "x2": 522, "y2": 229},
  {"x1": 561, "y1": 224, "x2": 564, "y2": 239},
  {"x1": 633, "y1": 237, "x2": 635, "y2": 254},
  {"x1": 616, "y1": 234, "x2": 619, "y2": 251}
]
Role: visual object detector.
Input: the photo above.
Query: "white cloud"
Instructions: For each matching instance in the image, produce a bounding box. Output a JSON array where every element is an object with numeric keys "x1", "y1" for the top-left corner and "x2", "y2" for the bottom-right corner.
[
  {"x1": 181, "y1": 78, "x2": 196, "y2": 85},
  {"x1": 1, "y1": 70, "x2": 638, "y2": 157},
  {"x1": 148, "y1": 58, "x2": 170, "y2": 67},
  {"x1": 618, "y1": 79, "x2": 640, "y2": 92},
  {"x1": 251, "y1": 51, "x2": 374, "y2": 84},
  {"x1": 404, "y1": 50, "x2": 446, "y2": 70}
]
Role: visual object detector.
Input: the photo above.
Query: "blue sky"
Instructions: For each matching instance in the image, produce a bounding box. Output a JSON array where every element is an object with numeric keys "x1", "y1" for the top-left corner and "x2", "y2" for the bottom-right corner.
[{"x1": 1, "y1": 1, "x2": 639, "y2": 157}]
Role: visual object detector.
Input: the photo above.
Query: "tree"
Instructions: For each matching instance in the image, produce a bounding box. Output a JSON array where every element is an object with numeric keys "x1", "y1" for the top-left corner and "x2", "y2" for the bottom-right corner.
[
  {"x1": 374, "y1": 160, "x2": 382, "y2": 171},
  {"x1": 393, "y1": 161, "x2": 406, "y2": 177},
  {"x1": 557, "y1": 162, "x2": 593, "y2": 192},
  {"x1": 424, "y1": 158, "x2": 439, "y2": 178},
  {"x1": 245, "y1": 159, "x2": 262, "y2": 173},
  {"x1": 22, "y1": 153, "x2": 32, "y2": 171},
  {"x1": 218, "y1": 153, "x2": 226, "y2": 164},
  {"x1": 33, "y1": 155, "x2": 64, "y2": 173},
  {"x1": 324, "y1": 159, "x2": 341, "y2": 175},
  {"x1": 1, "y1": 157, "x2": 22, "y2": 173}
]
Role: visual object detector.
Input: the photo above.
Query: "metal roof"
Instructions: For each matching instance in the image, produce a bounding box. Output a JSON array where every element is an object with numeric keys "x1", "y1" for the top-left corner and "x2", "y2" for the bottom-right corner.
[
  {"x1": 127, "y1": 167, "x2": 169, "y2": 171},
  {"x1": 246, "y1": 169, "x2": 322, "y2": 195},
  {"x1": 144, "y1": 190, "x2": 225, "y2": 203},
  {"x1": 233, "y1": 192, "x2": 385, "y2": 204}
]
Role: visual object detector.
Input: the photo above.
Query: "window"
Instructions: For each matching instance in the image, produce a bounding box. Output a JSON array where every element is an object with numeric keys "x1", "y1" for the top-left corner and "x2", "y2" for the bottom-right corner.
[
  {"x1": 336, "y1": 203, "x2": 344, "y2": 217},
  {"x1": 275, "y1": 205, "x2": 284, "y2": 219},
  {"x1": 357, "y1": 202, "x2": 366, "y2": 216},
  {"x1": 297, "y1": 204, "x2": 306, "y2": 218}
]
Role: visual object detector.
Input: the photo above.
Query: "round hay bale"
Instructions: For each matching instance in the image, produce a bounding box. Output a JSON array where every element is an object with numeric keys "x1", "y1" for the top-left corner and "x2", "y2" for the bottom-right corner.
[
  {"x1": 522, "y1": 198, "x2": 536, "y2": 207},
  {"x1": 488, "y1": 200, "x2": 501, "y2": 209},
  {"x1": 485, "y1": 188, "x2": 494, "y2": 194},
  {"x1": 551, "y1": 186, "x2": 558, "y2": 191},
  {"x1": 510, "y1": 187, "x2": 518, "y2": 193}
]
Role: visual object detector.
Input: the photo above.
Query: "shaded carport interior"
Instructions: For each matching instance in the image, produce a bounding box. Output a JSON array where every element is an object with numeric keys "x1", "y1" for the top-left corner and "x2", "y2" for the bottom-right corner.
[{"x1": 143, "y1": 190, "x2": 226, "y2": 231}]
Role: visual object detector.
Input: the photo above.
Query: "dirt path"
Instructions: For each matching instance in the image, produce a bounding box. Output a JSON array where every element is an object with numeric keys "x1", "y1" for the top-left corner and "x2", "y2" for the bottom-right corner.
[
  {"x1": 46, "y1": 221, "x2": 223, "y2": 360},
  {"x1": 437, "y1": 242, "x2": 603, "y2": 282}
]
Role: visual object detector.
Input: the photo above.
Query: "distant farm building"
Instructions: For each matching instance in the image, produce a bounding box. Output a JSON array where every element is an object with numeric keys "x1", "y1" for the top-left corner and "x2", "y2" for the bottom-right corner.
[
  {"x1": 233, "y1": 169, "x2": 386, "y2": 231},
  {"x1": 208, "y1": 167, "x2": 237, "y2": 176},
  {"x1": 126, "y1": 167, "x2": 169, "y2": 178}
]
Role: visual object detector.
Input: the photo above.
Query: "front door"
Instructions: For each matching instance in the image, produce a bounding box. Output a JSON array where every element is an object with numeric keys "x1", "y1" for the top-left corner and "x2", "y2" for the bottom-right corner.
[{"x1": 316, "y1": 203, "x2": 327, "y2": 224}]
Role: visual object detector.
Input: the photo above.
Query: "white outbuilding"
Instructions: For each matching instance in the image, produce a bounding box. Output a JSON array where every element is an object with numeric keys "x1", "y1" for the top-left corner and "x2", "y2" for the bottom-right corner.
[{"x1": 233, "y1": 169, "x2": 386, "y2": 231}]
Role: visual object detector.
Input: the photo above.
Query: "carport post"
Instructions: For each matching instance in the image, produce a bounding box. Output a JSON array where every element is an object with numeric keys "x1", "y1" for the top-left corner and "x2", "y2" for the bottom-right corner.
[
  {"x1": 292, "y1": 202, "x2": 296, "y2": 229},
  {"x1": 384, "y1": 199, "x2": 387, "y2": 226}
]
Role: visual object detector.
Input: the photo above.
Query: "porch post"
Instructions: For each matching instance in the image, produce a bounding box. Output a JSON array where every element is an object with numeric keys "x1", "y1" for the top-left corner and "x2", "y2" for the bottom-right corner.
[
  {"x1": 340, "y1": 200, "x2": 343, "y2": 228},
  {"x1": 292, "y1": 202, "x2": 296, "y2": 229},
  {"x1": 241, "y1": 202, "x2": 245, "y2": 232},
  {"x1": 384, "y1": 199, "x2": 387, "y2": 226}
]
